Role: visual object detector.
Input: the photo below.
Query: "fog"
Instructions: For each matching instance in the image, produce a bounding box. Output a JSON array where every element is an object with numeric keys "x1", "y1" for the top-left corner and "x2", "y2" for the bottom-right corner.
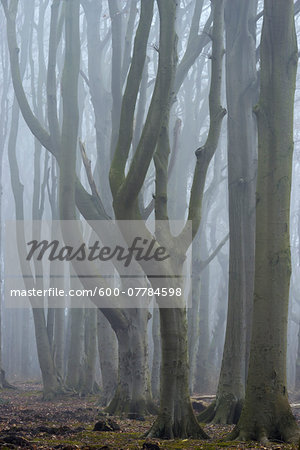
[{"x1": 0, "y1": 0, "x2": 299, "y2": 446}]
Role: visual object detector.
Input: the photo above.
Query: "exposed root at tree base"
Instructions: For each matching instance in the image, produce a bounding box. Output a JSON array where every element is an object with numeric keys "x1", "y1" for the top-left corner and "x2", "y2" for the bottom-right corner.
[
  {"x1": 106, "y1": 392, "x2": 157, "y2": 416},
  {"x1": 145, "y1": 413, "x2": 210, "y2": 439},
  {"x1": 0, "y1": 369, "x2": 16, "y2": 390},
  {"x1": 197, "y1": 401, "x2": 216, "y2": 423},
  {"x1": 198, "y1": 394, "x2": 243, "y2": 424},
  {"x1": 98, "y1": 388, "x2": 117, "y2": 408},
  {"x1": 42, "y1": 391, "x2": 62, "y2": 401},
  {"x1": 226, "y1": 418, "x2": 300, "y2": 444},
  {"x1": 78, "y1": 382, "x2": 101, "y2": 397},
  {"x1": 42, "y1": 385, "x2": 72, "y2": 401}
]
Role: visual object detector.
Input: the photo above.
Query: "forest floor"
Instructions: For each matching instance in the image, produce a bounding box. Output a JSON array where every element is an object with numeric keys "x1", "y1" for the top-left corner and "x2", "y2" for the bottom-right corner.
[{"x1": 0, "y1": 383, "x2": 299, "y2": 449}]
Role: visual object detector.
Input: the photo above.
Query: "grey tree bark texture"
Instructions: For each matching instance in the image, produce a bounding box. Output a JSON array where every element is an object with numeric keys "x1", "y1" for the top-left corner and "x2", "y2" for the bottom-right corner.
[
  {"x1": 3, "y1": 0, "x2": 155, "y2": 411},
  {"x1": 199, "y1": 0, "x2": 258, "y2": 425},
  {"x1": 4, "y1": 0, "x2": 64, "y2": 399},
  {"x1": 228, "y1": 0, "x2": 299, "y2": 443}
]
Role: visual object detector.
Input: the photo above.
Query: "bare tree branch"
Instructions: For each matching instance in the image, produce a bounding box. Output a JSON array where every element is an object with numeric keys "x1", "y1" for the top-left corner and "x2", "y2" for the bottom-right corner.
[
  {"x1": 2, "y1": 0, "x2": 109, "y2": 221},
  {"x1": 47, "y1": 0, "x2": 61, "y2": 155},
  {"x1": 197, "y1": 232, "x2": 229, "y2": 272},
  {"x1": 112, "y1": 0, "x2": 177, "y2": 211},
  {"x1": 174, "y1": 8, "x2": 212, "y2": 94},
  {"x1": 109, "y1": 0, "x2": 154, "y2": 199},
  {"x1": 178, "y1": 0, "x2": 226, "y2": 247},
  {"x1": 79, "y1": 140, "x2": 110, "y2": 218}
]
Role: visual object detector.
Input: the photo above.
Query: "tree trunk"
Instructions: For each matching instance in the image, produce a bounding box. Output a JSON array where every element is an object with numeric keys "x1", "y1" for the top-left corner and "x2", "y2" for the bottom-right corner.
[
  {"x1": 21, "y1": 309, "x2": 31, "y2": 379},
  {"x1": 32, "y1": 308, "x2": 63, "y2": 400},
  {"x1": 147, "y1": 304, "x2": 208, "y2": 439},
  {"x1": 200, "y1": 0, "x2": 258, "y2": 424},
  {"x1": 79, "y1": 308, "x2": 98, "y2": 395},
  {"x1": 65, "y1": 308, "x2": 84, "y2": 391},
  {"x1": 97, "y1": 310, "x2": 118, "y2": 406},
  {"x1": 151, "y1": 307, "x2": 160, "y2": 400},
  {"x1": 53, "y1": 308, "x2": 65, "y2": 378},
  {"x1": 193, "y1": 239, "x2": 210, "y2": 395},
  {"x1": 81, "y1": 0, "x2": 112, "y2": 215},
  {"x1": 144, "y1": 0, "x2": 224, "y2": 438},
  {"x1": 8, "y1": 85, "x2": 63, "y2": 400},
  {"x1": 228, "y1": 0, "x2": 299, "y2": 443},
  {"x1": 294, "y1": 321, "x2": 300, "y2": 395},
  {"x1": 106, "y1": 309, "x2": 156, "y2": 417},
  {"x1": 191, "y1": 151, "x2": 226, "y2": 394}
]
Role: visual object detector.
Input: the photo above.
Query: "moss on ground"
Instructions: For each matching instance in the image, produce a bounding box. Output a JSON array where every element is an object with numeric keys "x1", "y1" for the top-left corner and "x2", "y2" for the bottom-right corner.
[
  {"x1": 31, "y1": 431, "x2": 298, "y2": 449},
  {"x1": 0, "y1": 384, "x2": 298, "y2": 449}
]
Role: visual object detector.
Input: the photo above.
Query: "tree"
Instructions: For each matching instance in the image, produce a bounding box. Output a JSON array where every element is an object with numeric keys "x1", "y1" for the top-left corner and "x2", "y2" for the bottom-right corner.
[
  {"x1": 1, "y1": 0, "x2": 146, "y2": 407},
  {"x1": 97, "y1": 309, "x2": 118, "y2": 406},
  {"x1": 0, "y1": 2, "x2": 14, "y2": 390},
  {"x1": 4, "y1": 0, "x2": 65, "y2": 399},
  {"x1": 2, "y1": 0, "x2": 225, "y2": 437},
  {"x1": 199, "y1": 0, "x2": 258, "y2": 424},
  {"x1": 109, "y1": 0, "x2": 225, "y2": 438},
  {"x1": 75, "y1": 0, "x2": 157, "y2": 414},
  {"x1": 190, "y1": 153, "x2": 228, "y2": 394},
  {"x1": 228, "y1": 0, "x2": 299, "y2": 443}
]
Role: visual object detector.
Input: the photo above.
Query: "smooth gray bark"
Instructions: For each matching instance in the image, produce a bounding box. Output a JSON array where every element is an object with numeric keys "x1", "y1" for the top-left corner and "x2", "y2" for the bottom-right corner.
[{"x1": 199, "y1": 0, "x2": 258, "y2": 424}]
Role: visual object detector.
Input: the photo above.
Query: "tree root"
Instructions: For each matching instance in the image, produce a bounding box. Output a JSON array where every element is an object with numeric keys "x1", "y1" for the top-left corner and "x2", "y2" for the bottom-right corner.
[
  {"x1": 198, "y1": 394, "x2": 243, "y2": 424},
  {"x1": 226, "y1": 412, "x2": 300, "y2": 444},
  {"x1": 106, "y1": 390, "x2": 157, "y2": 416},
  {"x1": 98, "y1": 383, "x2": 117, "y2": 408},
  {"x1": 146, "y1": 407, "x2": 209, "y2": 439},
  {"x1": 197, "y1": 401, "x2": 216, "y2": 423},
  {"x1": 42, "y1": 383, "x2": 73, "y2": 401},
  {"x1": 0, "y1": 369, "x2": 16, "y2": 390}
]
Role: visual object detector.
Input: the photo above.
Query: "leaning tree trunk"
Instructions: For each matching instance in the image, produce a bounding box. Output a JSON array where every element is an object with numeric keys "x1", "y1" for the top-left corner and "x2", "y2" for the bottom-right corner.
[
  {"x1": 228, "y1": 0, "x2": 299, "y2": 443},
  {"x1": 199, "y1": 0, "x2": 258, "y2": 425}
]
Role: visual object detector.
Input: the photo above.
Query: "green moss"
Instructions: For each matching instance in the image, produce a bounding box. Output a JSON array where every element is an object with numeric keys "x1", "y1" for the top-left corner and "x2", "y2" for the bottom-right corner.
[
  {"x1": 30, "y1": 433, "x2": 298, "y2": 449},
  {"x1": 18, "y1": 390, "x2": 41, "y2": 397}
]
